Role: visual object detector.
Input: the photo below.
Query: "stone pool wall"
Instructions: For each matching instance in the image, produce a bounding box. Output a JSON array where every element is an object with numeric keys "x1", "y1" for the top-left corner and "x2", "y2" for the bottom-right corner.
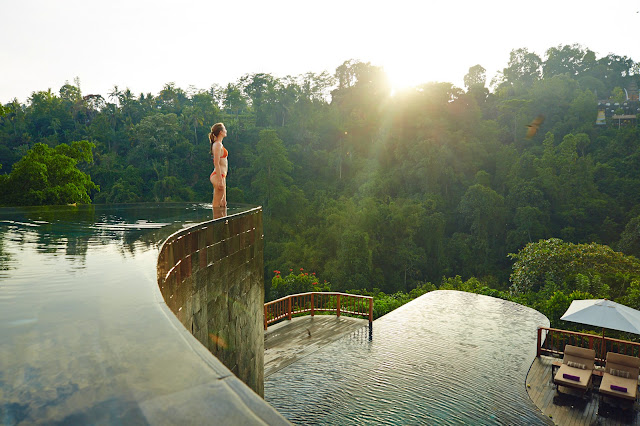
[{"x1": 157, "y1": 207, "x2": 265, "y2": 396}]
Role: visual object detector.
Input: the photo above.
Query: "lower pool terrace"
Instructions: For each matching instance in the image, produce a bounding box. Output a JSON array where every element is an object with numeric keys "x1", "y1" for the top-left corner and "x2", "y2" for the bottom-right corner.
[{"x1": 264, "y1": 290, "x2": 553, "y2": 425}]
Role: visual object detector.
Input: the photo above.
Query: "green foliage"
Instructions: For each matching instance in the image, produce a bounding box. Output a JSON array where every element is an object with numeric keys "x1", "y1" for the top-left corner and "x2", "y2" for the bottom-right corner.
[
  {"x1": 0, "y1": 141, "x2": 98, "y2": 206},
  {"x1": 618, "y1": 215, "x2": 640, "y2": 258},
  {"x1": 464, "y1": 65, "x2": 487, "y2": 90},
  {"x1": 611, "y1": 87, "x2": 626, "y2": 104},
  {"x1": 618, "y1": 279, "x2": 640, "y2": 310},
  {"x1": 534, "y1": 290, "x2": 593, "y2": 327},
  {"x1": 348, "y1": 282, "x2": 437, "y2": 319},
  {"x1": 543, "y1": 291, "x2": 571, "y2": 324},
  {"x1": 509, "y1": 238, "x2": 640, "y2": 295},
  {"x1": 1, "y1": 44, "x2": 639, "y2": 304},
  {"x1": 250, "y1": 129, "x2": 294, "y2": 214},
  {"x1": 458, "y1": 184, "x2": 505, "y2": 273},
  {"x1": 268, "y1": 268, "x2": 330, "y2": 301}
]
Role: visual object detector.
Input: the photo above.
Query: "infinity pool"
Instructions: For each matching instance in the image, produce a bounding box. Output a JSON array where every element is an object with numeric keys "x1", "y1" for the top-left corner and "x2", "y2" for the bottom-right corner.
[
  {"x1": 2, "y1": 204, "x2": 553, "y2": 424},
  {"x1": 264, "y1": 290, "x2": 553, "y2": 425},
  {"x1": 0, "y1": 203, "x2": 278, "y2": 425}
]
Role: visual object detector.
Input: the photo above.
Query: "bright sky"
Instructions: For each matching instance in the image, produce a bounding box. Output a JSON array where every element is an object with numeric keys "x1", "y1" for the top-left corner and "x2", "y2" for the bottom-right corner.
[{"x1": 1, "y1": 0, "x2": 639, "y2": 104}]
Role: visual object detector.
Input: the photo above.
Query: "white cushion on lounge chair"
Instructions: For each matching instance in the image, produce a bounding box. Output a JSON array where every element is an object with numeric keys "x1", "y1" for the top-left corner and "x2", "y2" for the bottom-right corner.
[
  {"x1": 600, "y1": 373, "x2": 637, "y2": 400},
  {"x1": 553, "y1": 345, "x2": 596, "y2": 393},
  {"x1": 554, "y1": 364, "x2": 593, "y2": 391},
  {"x1": 600, "y1": 352, "x2": 640, "y2": 401}
]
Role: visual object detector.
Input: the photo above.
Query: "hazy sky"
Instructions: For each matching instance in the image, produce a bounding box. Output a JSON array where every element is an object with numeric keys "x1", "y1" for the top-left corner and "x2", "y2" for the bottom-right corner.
[{"x1": 1, "y1": 0, "x2": 639, "y2": 104}]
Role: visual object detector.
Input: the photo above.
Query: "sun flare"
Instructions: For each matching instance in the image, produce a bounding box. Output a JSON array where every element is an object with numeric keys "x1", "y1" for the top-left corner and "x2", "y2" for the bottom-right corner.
[
  {"x1": 385, "y1": 65, "x2": 425, "y2": 93},
  {"x1": 383, "y1": 59, "x2": 444, "y2": 95}
]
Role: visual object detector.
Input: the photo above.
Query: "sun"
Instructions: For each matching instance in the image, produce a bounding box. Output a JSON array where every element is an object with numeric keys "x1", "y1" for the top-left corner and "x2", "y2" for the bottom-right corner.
[
  {"x1": 379, "y1": 49, "x2": 469, "y2": 95},
  {"x1": 383, "y1": 61, "x2": 434, "y2": 95}
]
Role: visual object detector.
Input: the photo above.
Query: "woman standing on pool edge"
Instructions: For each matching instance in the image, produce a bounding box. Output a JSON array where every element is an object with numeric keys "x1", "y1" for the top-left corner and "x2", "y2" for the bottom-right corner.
[{"x1": 209, "y1": 123, "x2": 228, "y2": 210}]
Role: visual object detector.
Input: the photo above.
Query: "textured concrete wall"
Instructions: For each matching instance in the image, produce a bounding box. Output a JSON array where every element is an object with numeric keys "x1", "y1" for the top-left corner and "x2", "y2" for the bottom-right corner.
[{"x1": 157, "y1": 207, "x2": 264, "y2": 396}]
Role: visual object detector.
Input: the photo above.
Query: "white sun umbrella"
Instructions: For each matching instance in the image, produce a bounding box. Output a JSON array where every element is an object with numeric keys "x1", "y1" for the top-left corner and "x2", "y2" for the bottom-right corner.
[
  {"x1": 560, "y1": 299, "x2": 640, "y2": 357},
  {"x1": 561, "y1": 299, "x2": 640, "y2": 335}
]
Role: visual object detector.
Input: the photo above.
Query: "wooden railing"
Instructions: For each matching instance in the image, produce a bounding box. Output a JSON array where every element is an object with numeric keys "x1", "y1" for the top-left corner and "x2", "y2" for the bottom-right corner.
[
  {"x1": 264, "y1": 292, "x2": 374, "y2": 330},
  {"x1": 537, "y1": 326, "x2": 640, "y2": 364}
]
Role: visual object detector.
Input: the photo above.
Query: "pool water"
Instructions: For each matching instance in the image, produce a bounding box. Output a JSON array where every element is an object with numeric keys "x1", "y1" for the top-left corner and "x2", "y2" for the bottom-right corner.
[
  {"x1": 264, "y1": 290, "x2": 553, "y2": 425},
  {"x1": 0, "y1": 203, "x2": 252, "y2": 424},
  {"x1": 2, "y1": 203, "x2": 553, "y2": 425}
]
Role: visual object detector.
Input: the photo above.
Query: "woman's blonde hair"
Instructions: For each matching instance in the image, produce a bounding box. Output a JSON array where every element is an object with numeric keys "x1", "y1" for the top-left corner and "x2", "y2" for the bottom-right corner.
[{"x1": 209, "y1": 123, "x2": 224, "y2": 155}]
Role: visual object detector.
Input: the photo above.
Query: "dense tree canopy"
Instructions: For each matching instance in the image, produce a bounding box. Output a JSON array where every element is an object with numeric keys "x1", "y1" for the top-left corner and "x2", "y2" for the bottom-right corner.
[
  {"x1": 0, "y1": 141, "x2": 98, "y2": 205},
  {"x1": 509, "y1": 238, "x2": 640, "y2": 294},
  {"x1": 1, "y1": 44, "x2": 639, "y2": 305}
]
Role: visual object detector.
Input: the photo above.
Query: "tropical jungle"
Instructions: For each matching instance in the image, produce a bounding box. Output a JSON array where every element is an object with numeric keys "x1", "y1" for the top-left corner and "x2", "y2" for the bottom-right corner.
[{"x1": 1, "y1": 44, "x2": 640, "y2": 329}]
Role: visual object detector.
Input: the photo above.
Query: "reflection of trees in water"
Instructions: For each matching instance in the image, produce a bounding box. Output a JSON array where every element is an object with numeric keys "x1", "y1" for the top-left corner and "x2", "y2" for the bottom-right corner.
[
  {"x1": 0, "y1": 203, "x2": 213, "y2": 265},
  {"x1": 28, "y1": 205, "x2": 96, "y2": 262},
  {"x1": 0, "y1": 226, "x2": 11, "y2": 273},
  {"x1": 120, "y1": 222, "x2": 192, "y2": 254}
]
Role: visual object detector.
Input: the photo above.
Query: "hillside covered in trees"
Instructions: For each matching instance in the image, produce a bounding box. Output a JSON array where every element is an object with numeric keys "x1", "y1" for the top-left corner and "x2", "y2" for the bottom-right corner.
[{"x1": 1, "y1": 44, "x2": 640, "y2": 316}]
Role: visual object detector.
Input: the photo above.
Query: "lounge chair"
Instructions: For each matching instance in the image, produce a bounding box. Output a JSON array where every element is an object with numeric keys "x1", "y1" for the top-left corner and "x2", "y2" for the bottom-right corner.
[
  {"x1": 553, "y1": 345, "x2": 596, "y2": 395},
  {"x1": 599, "y1": 352, "x2": 640, "y2": 404}
]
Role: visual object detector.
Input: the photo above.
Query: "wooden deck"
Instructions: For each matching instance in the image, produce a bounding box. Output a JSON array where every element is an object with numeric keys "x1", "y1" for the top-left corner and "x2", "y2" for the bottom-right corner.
[
  {"x1": 264, "y1": 315, "x2": 370, "y2": 378},
  {"x1": 527, "y1": 356, "x2": 640, "y2": 425}
]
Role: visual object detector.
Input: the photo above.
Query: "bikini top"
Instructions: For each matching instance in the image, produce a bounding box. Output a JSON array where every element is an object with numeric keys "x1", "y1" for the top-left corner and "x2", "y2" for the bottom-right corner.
[{"x1": 212, "y1": 145, "x2": 228, "y2": 161}]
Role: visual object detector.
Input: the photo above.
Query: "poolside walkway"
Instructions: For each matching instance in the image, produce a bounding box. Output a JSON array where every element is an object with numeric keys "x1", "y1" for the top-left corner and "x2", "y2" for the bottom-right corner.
[
  {"x1": 527, "y1": 355, "x2": 640, "y2": 425},
  {"x1": 264, "y1": 316, "x2": 370, "y2": 378}
]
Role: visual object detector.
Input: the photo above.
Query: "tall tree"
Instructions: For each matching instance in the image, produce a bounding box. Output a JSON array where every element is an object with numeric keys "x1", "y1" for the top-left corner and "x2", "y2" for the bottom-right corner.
[
  {"x1": 543, "y1": 44, "x2": 596, "y2": 78},
  {"x1": 497, "y1": 48, "x2": 543, "y2": 90},
  {"x1": 250, "y1": 129, "x2": 293, "y2": 214},
  {"x1": 0, "y1": 141, "x2": 98, "y2": 206}
]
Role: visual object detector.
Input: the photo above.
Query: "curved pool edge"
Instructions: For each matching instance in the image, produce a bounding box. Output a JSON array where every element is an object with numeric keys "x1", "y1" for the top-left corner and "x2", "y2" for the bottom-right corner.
[
  {"x1": 149, "y1": 298, "x2": 289, "y2": 425},
  {"x1": 0, "y1": 203, "x2": 289, "y2": 425},
  {"x1": 155, "y1": 206, "x2": 289, "y2": 424},
  {"x1": 386, "y1": 290, "x2": 555, "y2": 423},
  {"x1": 519, "y1": 305, "x2": 554, "y2": 424}
]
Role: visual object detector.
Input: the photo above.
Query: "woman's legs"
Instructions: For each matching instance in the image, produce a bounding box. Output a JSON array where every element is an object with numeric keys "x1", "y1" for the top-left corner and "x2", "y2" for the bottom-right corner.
[
  {"x1": 213, "y1": 185, "x2": 224, "y2": 207},
  {"x1": 221, "y1": 183, "x2": 227, "y2": 207},
  {"x1": 210, "y1": 172, "x2": 227, "y2": 207},
  {"x1": 211, "y1": 173, "x2": 224, "y2": 207}
]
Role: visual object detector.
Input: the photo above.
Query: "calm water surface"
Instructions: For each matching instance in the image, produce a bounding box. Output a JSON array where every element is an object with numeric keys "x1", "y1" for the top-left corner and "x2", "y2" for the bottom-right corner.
[
  {"x1": 265, "y1": 290, "x2": 553, "y2": 425},
  {"x1": 0, "y1": 203, "x2": 248, "y2": 424},
  {"x1": 2, "y1": 203, "x2": 553, "y2": 425}
]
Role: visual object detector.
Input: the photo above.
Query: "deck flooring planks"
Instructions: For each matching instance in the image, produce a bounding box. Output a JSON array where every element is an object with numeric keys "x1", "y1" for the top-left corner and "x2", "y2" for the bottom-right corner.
[
  {"x1": 264, "y1": 315, "x2": 370, "y2": 378},
  {"x1": 527, "y1": 355, "x2": 640, "y2": 425}
]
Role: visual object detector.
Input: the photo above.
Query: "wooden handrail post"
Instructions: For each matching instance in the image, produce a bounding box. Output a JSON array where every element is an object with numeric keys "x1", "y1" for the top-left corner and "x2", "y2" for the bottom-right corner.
[
  {"x1": 368, "y1": 297, "x2": 373, "y2": 324},
  {"x1": 264, "y1": 304, "x2": 268, "y2": 330},
  {"x1": 336, "y1": 294, "x2": 341, "y2": 318},
  {"x1": 287, "y1": 296, "x2": 292, "y2": 321},
  {"x1": 310, "y1": 293, "x2": 315, "y2": 317},
  {"x1": 537, "y1": 327, "x2": 542, "y2": 358}
]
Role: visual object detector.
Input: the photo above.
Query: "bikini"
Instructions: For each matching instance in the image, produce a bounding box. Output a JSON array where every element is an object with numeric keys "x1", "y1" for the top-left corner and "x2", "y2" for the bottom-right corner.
[{"x1": 211, "y1": 146, "x2": 228, "y2": 178}]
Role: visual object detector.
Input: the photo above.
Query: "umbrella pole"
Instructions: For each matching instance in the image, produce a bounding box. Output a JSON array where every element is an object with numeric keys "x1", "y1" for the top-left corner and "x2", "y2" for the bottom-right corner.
[{"x1": 601, "y1": 327, "x2": 606, "y2": 364}]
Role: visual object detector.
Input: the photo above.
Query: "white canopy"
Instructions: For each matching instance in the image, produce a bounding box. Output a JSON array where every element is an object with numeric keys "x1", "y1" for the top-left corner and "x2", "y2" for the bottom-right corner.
[{"x1": 561, "y1": 299, "x2": 640, "y2": 335}]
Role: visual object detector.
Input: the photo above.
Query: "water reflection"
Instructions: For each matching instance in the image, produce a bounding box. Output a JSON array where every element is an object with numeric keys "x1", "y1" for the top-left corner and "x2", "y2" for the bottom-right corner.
[
  {"x1": 265, "y1": 290, "x2": 553, "y2": 425},
  {"x1": 0, "y1": 203, "x2": 253, "y2": 424},
  {"x1": 213, "y1": 206, "x2": 227, "y2": 219},
  {"x1": 0, "y1": 203, "x2": 233, "y2": 265}
]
